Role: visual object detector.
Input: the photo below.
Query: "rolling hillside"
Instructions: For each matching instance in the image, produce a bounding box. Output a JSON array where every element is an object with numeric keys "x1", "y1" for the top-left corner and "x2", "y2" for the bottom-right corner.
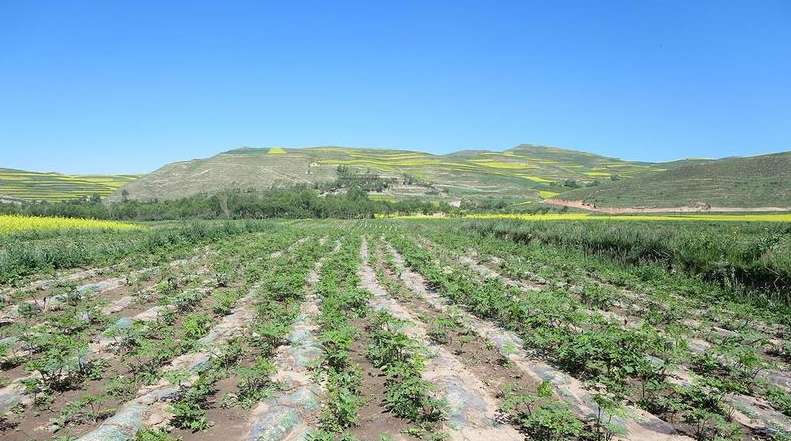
[
  {"x1": 6, "y1": 146, "x2": 787, "y2": 209},
  {"x1": 109, "y1": 145, "x2": 678, "y2": 202},
  {"x1": 554, "y1": 151, "x2": 791, "y2": 210},
  {"x1": 0, "y1": 168, "x2": 139, "y2": 202}
]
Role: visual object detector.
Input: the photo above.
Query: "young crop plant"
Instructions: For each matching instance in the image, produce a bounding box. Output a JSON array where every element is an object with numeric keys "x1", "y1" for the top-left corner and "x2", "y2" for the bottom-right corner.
[
  {"x1": 182, "y1": 313, "x2": 212, "y2": 340},
  {"x1": 24, "y1": 333, "x2": 97, "y2": 392},
  {"x1": 312, "y1": 237, "x2": 369, "y2": 437},
  {"x1": 501, "y1": 386, "x2": 584, "y2": 441},
  {"x1": 210, "y1": 287, "x2": 243, "y2": 315},
  {"x1": 169, "y1": 373, "x2": 214, "y2": 431},
  {"x1": 54, "y1": 394, "x2": 115, "y2": 429},
  {"x1": 235, "y1": 356, "x2": 277, "y2": 408},
  {"x1": 367, "y1": 310, "x2": 445, "y2": 426},
  {"x1": 426, "y1": 316, "x2": 457, "y2": 346},
  {"x1": 0, "y1": 340, "x2": 26, "y2": 369}
]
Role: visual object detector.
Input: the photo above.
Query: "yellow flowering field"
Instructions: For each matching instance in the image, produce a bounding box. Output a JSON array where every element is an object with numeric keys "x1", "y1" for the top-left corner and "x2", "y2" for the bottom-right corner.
[{"x1": 0, "y1": 214, "x2": 141, "y2": 235}]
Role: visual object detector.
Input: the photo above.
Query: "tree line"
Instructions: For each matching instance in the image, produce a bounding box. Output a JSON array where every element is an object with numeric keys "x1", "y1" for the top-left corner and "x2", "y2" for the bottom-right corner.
[{"x1": 0, "y1": 186, "x2": 450, "y2": 221}]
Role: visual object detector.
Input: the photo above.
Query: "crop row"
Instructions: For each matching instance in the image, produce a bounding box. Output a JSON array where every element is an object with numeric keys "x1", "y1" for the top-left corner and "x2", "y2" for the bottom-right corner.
[
  {"x1": 388, "y1": 230, "x2": 791, "y2": 440},
  {"x1": 416, "y1": 228, "x2": 791, "y2": 413},
  {"x1": 309, "y1": 235, "x2": 447, "y2": 441},
  {"x1": 0, "y1": 230, "x2": 314, "y2": 440},
  {"x1": 0, "y1": 220, "x2": 282, "y2": 284}
]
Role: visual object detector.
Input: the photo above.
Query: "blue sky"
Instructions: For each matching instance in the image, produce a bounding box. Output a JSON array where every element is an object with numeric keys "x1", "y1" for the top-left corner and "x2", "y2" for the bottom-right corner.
[{"x1": 1, "y1": 1, "x2": 789, "y2": 174}]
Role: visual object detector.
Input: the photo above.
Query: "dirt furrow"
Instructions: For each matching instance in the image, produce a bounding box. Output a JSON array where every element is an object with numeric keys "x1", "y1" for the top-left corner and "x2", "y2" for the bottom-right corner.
[
  {"x1": 1, "y1": 241, "x2": 296, "y2": 411},
  {"x1": 240, "y1": 248, "x2": 333, "y2": 441},
  {"x1": 0, "y1": 254, "x2": 209, "y2": 323},
  {"x1": 424, "y1": 239, "x2": 791, "y2": 434},
  {"x1": 74, "y1": 284, "x2": 263, "y2": 441},
  {"x1": 360, "y1": 238, "x2": 522, "y2": 441},
  {"x1": 385, "y1": 241, "x2": 692, "y2": 441},
  {"x1": 0, "y1": 283, "x2": 215, "y2": 415}
]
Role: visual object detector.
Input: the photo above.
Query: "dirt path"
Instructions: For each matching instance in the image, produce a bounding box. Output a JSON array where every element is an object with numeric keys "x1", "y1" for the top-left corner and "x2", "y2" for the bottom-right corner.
[{"x1": 360, "y1": 238, "x2": 523, "y2": 441}]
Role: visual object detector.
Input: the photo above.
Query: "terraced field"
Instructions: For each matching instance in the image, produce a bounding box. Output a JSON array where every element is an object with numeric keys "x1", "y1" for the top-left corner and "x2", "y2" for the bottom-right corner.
[
  {"x1": 2, "y1": 219, "x2": 790, "y2": 441},
  {"x1": 0, "y1": 168, "x2": 139, "y2": 202},
  {"x1": 110, "y1": 145, "x2": 686, "y2": 203}
]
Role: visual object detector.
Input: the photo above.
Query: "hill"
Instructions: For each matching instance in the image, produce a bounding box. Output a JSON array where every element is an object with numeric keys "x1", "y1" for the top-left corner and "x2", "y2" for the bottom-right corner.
[
  {"x1": 0, "y1": 168, "x2": 139, "y2": 202},
  {"x1": 109, "y1": 145, "x2": 679, "y2": 203},
  {"x1": 553, "y1": 151, "x2": 791, "y2": 210}
]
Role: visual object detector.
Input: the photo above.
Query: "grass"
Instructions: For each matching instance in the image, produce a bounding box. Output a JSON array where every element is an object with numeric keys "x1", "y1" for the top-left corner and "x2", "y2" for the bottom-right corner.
[
  {"x1": 559, "y1": 151, "x2": 791, "y2": 208},
  {"x1": 450, "y1": 217, "x2": 791, "y2": 302},
  {"x1": 0, "y1": 214, "x2": 141, "y2": 235}
]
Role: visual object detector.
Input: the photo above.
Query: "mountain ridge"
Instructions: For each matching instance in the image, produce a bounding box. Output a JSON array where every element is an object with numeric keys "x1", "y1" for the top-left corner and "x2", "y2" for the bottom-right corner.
[
  {"x1": 106, "y1": 144, "x2": 691, "y2": 203},
  {"x1": 2, "y1": 144, "x2": 788, "y2": 209}
]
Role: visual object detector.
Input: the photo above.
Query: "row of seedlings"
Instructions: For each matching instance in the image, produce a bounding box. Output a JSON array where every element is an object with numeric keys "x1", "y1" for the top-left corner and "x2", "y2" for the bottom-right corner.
[
  {"x1": 164, "y1": 234, "x2": 330, "y2": 441},
  {"x1": 386, "y1": 233, "x2": 699, "y2": 441},
  {"x1": 366, "y1": 235, "x2": 595, "y2": 441},
  {"x1": 312, "y1": 235, "x2": 446, "y2": 441},
  {"x1": 362, "y1": 236, "x2": 532, "y2": 441},
  {"x1": 419, "y1": 227, "x2": 791, "y2": 439},
  {"x1": 242, "y1": 236, "x2": 339, "y2": 441},
  {"x1": 0, "y1": 230, "x2": 302, "y2": 440},
  {"x1": 69, "y1": 231, "x2": 316, "y2": 441}
]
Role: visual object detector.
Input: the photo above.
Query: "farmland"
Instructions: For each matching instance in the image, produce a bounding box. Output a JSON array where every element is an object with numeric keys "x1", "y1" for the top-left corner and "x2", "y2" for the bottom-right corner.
[
  {"x1": 0, "y1": 215, "x2": 140, "y2": 236},
  {"x1": 109, "y1": 145, "x2": 685, "y2": 204},
  {"x1": 6, "y1": 145, "x2": 789, "y2": 213},
  {"x1": 1, "y1": 217, "x2": 790, "y2": 441},
  {"x1": 0, "y1": 168, "x2": 138, "y2": 203}
]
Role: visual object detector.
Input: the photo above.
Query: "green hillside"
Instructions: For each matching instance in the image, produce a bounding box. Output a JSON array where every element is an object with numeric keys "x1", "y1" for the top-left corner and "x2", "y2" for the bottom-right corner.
[
  {"x1": 556, "y1": 151, "x2": 791, "y2": 209},
  {"x1": 0, "y1": 168, "x2": 139, "y2": 202},
  {"x1": 110, "y1": 145, "x2": 676, "y2": 203}
]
